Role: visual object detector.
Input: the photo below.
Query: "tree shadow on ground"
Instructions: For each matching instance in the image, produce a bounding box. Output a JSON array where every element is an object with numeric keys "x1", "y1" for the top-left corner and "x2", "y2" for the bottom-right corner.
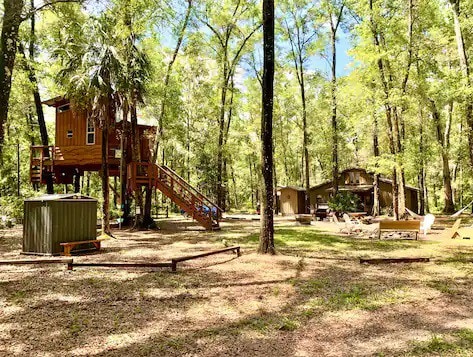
[{"x1": 2, "y1": 222, "x2": 473, "y2": 356}]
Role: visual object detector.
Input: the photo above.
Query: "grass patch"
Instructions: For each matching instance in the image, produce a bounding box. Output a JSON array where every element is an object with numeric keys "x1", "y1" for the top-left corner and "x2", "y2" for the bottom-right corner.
[
  {"x1": 236, "y1": 226, "x2": 436, "y2": 258},
  {"x1": 294, "y1": 277, "x2": 411, "y2": 312},
  {"x1": 277, "y1": 317, "x2": 299, "y2": 331},
  {"x1": 428, "y1": 279, "x2": 461, "y2": 295},
  {"x1": 327, "y1": 285, "x2": 371, "y2": 310},
  {"x1": 409, "y1": 329, "x2": 473, "y2": 356},
  {"x1": 8, "y1": 290, "x2": 27, "y2": 303},
  {"x1": 411, "y1": 335, "x2": 458, "y2": 355}
]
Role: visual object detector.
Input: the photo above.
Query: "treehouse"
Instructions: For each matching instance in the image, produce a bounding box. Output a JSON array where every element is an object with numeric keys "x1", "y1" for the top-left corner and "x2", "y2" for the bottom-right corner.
[
  {"x1": 30, "y1": 97, "x2": 152, "y2": 184},
  {"x1": 30, "y1": 97, "x2": 222, "y2": 230}
]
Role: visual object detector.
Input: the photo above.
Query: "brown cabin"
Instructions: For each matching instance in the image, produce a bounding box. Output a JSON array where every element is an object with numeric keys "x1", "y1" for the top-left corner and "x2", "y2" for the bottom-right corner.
[
  {"x1": 276, "y1": 186, "x2": 306, "y2": 215},
  {"x1": 30, "y1": 97, "x2": 154, "y2": 185},
  {"x1": 309, "y1": 168, "x2": 419, "y2": 213}
]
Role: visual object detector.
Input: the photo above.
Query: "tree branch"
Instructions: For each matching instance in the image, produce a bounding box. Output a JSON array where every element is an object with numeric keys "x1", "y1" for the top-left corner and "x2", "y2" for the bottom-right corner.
[{"x1": 21, "y1": 0, "x2": 84, "y2": 21}]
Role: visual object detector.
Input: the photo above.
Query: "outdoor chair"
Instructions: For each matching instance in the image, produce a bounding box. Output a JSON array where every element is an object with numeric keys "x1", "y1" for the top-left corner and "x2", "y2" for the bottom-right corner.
[{"x1": 420, "y1": 214, "x2": 435, "y2": 235}]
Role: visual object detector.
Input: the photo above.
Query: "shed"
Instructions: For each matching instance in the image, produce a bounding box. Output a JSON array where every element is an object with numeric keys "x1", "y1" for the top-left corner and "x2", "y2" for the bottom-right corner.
[
  {"x1": 23, "y1": 194, "x2": 97, "y2": 255},
  {"x1": 276, "y1": 186, "x2": 307, "y2": 215}
]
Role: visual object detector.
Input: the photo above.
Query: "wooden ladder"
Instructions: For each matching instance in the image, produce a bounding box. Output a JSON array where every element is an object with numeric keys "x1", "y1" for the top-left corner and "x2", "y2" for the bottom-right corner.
[{"x1": 127, "y1": 162, "x2": 222, "y2": 230}]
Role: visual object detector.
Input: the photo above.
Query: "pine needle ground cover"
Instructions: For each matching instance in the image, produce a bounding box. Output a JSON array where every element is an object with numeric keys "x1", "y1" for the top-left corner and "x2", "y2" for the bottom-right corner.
[{"x1": 1, "y1": 217, "x2": 473, "y2": 356}]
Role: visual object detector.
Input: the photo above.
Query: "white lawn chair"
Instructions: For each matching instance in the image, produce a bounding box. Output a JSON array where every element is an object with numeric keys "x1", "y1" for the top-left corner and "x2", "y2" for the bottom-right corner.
[
  {"x1": 420, "y1": 214, "x2": 435, "y2": 235},
  {"x1": 342, "y1": 213, "x2": 364, "y2": 234},
  {"x1": 333, "y1": 214, "x2": 351, "y2": 234}
]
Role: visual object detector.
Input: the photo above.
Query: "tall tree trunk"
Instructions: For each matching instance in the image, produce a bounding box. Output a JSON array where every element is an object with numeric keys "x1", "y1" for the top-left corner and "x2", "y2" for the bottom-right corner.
[
  {"x1": 145, "y1": 0, "x2": 193, "y2": 226},
  {"x1": 151, "y1": 0, "x2": 192, "y2": 164},
  {"x1": 231, "y1": 163, "x2": 238, "y2": 208},
  {"x1": 131, "y1": 103, "x2": 143, "y2": 229},
  {"x1": 370, "y1": 0, "x2": 399, "y2": 219},
  {"x1": 418, "y1": 105, "x2": 426, "y2": 215},
  {"x1": 86, "y1": 172, "x2": 90, "y2": 196},
  {"x1": 216, "y1": 59, "x2": 229, "y2": 211},
  {"x1": 20, "y1": 5, "x2": 54, "y2": 193},
  {"x1": 372, "y1": 105, "x2": 380, "y2": 217},
  {"x1": 300, "y1": 66, "x2": 310, "y2": 212},
  {"x1": 101, "y1": 108, "x2": 111, "y2": 235},
  {"x1": 249, "y1": 156, "x2": 255, "y2": 209},
  {"x1": 330, "y1": 27, "x2": 339, "y2": 197},
  {"x1": 259, "y1": 0, "x2": 275, "y2": 255},
  {"x1": 0, "y1": 0, "x2": 25, "y2": 160},
  {"x1": 450, "y1": 0, "x2": 473, "y2": 168},
  {"x1": 120, "y1": 106, "x2": 131, "y2": 225},
  {"x1": 395, "y1": 0, "x2": 414, "y2": 218},
  {"x1": 430, "y1": 99, "x2": 454, "y2": 213}
]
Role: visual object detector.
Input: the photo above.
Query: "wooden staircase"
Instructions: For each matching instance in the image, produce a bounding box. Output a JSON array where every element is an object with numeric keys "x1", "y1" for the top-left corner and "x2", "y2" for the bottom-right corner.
[
  {"x1": 30, "y1": 146, "x2": 56, "y2": 184},
  {"x1": 127, "y1": 162, "x2": 222, "y2": 230}
]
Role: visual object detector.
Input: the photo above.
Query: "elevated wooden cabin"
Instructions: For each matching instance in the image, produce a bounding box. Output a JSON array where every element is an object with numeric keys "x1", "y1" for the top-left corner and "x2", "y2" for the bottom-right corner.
[
  {"x1": 309, "y1": 168, "x2": 419, "y2": 213},
  {"x1": 30, "y1": 97, "x2": 153, "y2": 185}
]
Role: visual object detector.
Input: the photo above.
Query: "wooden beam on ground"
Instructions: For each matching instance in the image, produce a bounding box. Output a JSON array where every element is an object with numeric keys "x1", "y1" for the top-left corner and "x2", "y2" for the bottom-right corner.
[
  {"x1": 171, "y1": 246, "x2": 241, "y2": 271},
  {"x1": 0, "y1": 258, "x2": 73, "y2": 267},
  {"x1": 68, "y1": 262, "x2": 173, "y2": 271},
  {"x1": 360, "y1": 257, "x2": 429, "y2": 265}
]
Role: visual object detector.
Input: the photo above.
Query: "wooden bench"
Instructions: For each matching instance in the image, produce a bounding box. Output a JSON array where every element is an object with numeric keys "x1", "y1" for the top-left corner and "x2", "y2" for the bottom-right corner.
[
  {"x1": 378, "y1": 220, "x2": 421, "y2": 240},
  {"x1": 60, "y1": 239, "x2": 102, "y2": 256}
]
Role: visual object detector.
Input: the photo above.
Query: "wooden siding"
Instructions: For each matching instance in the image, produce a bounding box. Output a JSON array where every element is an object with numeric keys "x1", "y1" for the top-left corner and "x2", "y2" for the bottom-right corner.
[
  {"x1": 341, "y1": 170, "x2": 373, "y2": 185},
  {"x1": 279, "y1": 188, "x2": 304, "y2": 215},
  {"x1": 309, "y1": 183, "x2": 332, "y2": 207},
  {"x1": 378, "y1": 181, "x2": 418, "y2": 212},
  {"x1": 54, "y1": 106, "x2": 151, "y2": 168}
]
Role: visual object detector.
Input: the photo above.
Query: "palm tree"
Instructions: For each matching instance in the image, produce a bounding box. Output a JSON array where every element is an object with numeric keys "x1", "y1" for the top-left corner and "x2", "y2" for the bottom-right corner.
[
  {"x1": 117, "y1": 9, "x2": 151, "y2": 229},
  {"x1": 58, "y1": 16, "x2": 123, "y2": 235}
]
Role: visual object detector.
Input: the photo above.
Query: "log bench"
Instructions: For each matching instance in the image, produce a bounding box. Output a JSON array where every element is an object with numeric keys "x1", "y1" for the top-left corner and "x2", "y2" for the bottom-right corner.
[
  {"x1": 378, "y1": 220, "x2": 421, "y2": 240},
  {"x1": 60, "y1": 239, "x2": 102, "y2": 256}
]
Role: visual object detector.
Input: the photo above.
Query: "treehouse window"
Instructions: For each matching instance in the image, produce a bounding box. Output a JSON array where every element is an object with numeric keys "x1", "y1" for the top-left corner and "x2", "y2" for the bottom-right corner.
[
  {"x1": 58, "y1": 104, "x2": 70, "y2": 113},
  {"x1": 348, "y1": 172, "x2": 360, "y2": 185},
  {"x1": 86, "y1": 119, "x2": 95, "y2": 145},
  {"x1": 67, "y1": 130, "x2": 73, "y2": 138}
]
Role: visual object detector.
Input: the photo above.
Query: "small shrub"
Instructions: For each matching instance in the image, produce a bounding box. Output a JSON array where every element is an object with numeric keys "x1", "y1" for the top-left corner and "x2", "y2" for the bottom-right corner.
[{"x1": 328, "y1": 192, "x2": 361, "y2": 213}]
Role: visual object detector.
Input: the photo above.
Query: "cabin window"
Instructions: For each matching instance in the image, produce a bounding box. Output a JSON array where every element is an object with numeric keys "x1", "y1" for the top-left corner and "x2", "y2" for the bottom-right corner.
[
  {"x1": 58, "y1": 104, "x2": 70, "y2": 113},
  {"x1": 349, "y1": 172, "x2": 360, "y2": 185},
  {"x1": 67, "y1": 130, "x2": 73, "y2": 138},
  {"x1": 86, "y1": 119, "x2": 95, "y2": 145}
]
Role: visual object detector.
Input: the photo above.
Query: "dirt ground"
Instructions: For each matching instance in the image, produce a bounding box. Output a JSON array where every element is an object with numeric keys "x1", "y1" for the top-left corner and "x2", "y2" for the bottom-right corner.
[{"x1": 1, "y1": 216, "x2": 473, "y2": 356}]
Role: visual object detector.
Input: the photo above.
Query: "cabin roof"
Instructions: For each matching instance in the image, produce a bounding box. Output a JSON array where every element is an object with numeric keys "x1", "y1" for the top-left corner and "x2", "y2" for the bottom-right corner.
[
  {"x1": 379, "y1": 177, "x2": 419, "y2": 192},
  {"x1": 277, "y1": 186, "x2": 306, "y2": 192},
  {"x1": 42, "y1": 96, "x2": 68, "y2": 107},
  {"x1": 309, "y1": 167, "x2": 419, "y2": 192},
  {"x1": 329, "y1": 185, "x2": 373, "y2": 192},
  {"x1": 25, "y1": 194, "x2": 97, "y2": 202}
]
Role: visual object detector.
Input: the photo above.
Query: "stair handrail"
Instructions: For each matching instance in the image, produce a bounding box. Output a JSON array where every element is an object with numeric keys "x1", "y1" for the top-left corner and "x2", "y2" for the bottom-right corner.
[
  {"x1": 156, "y1": 166, "x2": 206, "y2": 209},
  {"x1": 159, "y1": 165, "x2": 223, "y2": 213},
  {"x1": 31, "y1": 145, "x2": 56, "y2": 161},
  {"x1": 128, "y1": 162, "x2": 217, "y2": 229}
]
